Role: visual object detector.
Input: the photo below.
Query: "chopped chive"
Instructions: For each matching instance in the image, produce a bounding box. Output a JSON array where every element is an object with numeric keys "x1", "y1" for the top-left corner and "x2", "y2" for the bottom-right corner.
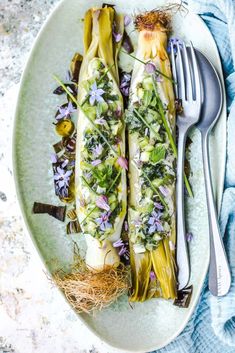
[
  {"x1": 80, "y1": 170, "x2": 122, "y2": 224},
  {"x1": 121, "y1": 50, "x2": 176, "y2": 83},
  {"x1": 80, "y1": 205, "x2": 97, "y2": 225},
  {"x1": 133, "y1": 108, "x2": 160, "y2": 137},
  {"x1": 152, "y1": 78, "x2": 193, "y2": 198},
  {"x1": 81, "y1": 176, "x2": 99, "y2": 196},
  {"x1": 107, "y1": 170, "x2": 121, "y2": 193}
]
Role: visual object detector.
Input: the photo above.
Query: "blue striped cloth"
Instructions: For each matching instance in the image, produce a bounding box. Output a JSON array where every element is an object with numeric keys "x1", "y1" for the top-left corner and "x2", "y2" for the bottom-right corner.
[{"x1": 154, "y1": 1, "x2": 235, "y2": 352}]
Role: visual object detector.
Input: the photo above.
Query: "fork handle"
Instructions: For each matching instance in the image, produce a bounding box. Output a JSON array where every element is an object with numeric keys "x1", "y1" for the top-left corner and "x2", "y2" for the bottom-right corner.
[
  {"x1": 176, "y1": 127, "x2": 190, "y2": 290},
  {"x1": 201, "y1": 131, "x2": 231, "y2": 296}
]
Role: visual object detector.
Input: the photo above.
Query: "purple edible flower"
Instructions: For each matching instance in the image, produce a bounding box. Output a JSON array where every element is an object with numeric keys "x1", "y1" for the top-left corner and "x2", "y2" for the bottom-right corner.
[
  {"x1": 150, "y1": 271, "x2": 156, "y2": 281},
  {"x1": 159, "y1": 185, "x2": 169, "y2": 197},
  {"x1": 124, "y1": 14, "x2": 131, "y2": 26},
  {"x1": 96, "y1": 195, "x2": 110, "y2": 212},
  {"x1": 50, "y1": 153, "x2": 58, "y2": 164},
  {"x1": 91, "y1": 159, "x2": 102, "y2": 166},
  {"x1": 89, "y1": 82, "x2": 105, "y2": 106},
  {"x1": 96, "y1": 211, "x2": 112, "y2": 231},
  {"x1": 167, "y1": 37, "x2": 183, "y2": 54},
  {"x1": 113, "y1": 31, "x2": 122, "y2": 43},
  {"x1": 117, "y1": 156, "x2": 128, "y2": 170},
  {"x1": 54, "y1": 166, "x2": 72, "y2": 189},
  {"x1": 186, "y1": 232, "x2": 193, "y2": 242},
  {"x1": 113, "y1": 238, "x2": 130, "y2": 260},
  {"x1": 145, "y1": 62, "x2": 156, "y2": 74},
  {"x1": 148, "y1": 210, "x2": 164, "y2": 234},
  {"x1": 92, "y1": 143, "x2": 103, "y2": 158},
  {"x1": 120, "y1": 72, "x2": 132, "y2": 97},
  {"x1": 61, "y1": 159, "x2": 69, "y2": 168},
  {"x1": 154, "y1": 202, "x2": 164, "y2": 210},
  {"x1": 56, "y1": 101, "x2": 77, "y2": 120},
  {"x1": 113, "y1": 238, "x2": 124, "y2": 248},
  {"x1": 156, "y1": 74, "x2": 163, "y2": 83}
]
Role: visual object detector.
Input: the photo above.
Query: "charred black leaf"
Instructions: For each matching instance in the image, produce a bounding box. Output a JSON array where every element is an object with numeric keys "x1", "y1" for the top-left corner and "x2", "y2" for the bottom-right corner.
[
  {"x1": 53, "y1": 140, "x2": 64, "y2": 153},
  {"x1": 53, "y1": 83, "x2": 77, "y2": 95},
  {"x1": 66, "y1": 220, "x2": 81, "y2": 234},
  {"x1": 173, "y1": 285, "x2": 193, "y2": 308},
  {"x1": 33, "y1": 202, "x2": 66, "y2": 222},
  {"x1": 70, "y1": 53, "x2": 83, "y2": 83},
  {"x1": 175, "y1": 98, "x2": 183, "y2": 114},
  {"x1": 102, "y1": 3, "x2": 115, "y2": 8}
]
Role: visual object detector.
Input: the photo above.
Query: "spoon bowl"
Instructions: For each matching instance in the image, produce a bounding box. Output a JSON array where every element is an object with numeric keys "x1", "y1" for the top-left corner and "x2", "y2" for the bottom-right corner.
[{"x1": 195, "y1": 49, "x2": 223, "y2": 131}]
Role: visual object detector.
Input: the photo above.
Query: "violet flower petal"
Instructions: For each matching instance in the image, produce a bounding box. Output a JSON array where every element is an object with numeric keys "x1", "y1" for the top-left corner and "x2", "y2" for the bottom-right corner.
[
  {"x1": 113, "y1": 32, "x2": 122, "y2": 43},
  {"x1": 124, "y1": 15, "x2": 131, "y2": 26},
  {"x1": 50, "y1": 153, "x2": 58, "y2": 164},
  {"x1": 96, "y1": 195, "x2": 110, "y2": 212},
  {"x1": 145, "y1": 62, "x2": 156, "y2": 74},
  {"x1": 159, "y1": 185, "x2": 169, "y2": 197},
  {"x1": 113, "y1": 238, "x2": 124, "y2": 248},
  {"x1": 91, "y1": 159, "x2": 102, "y2": 166},
  {"x1": 150, "y1": 271, "x2": 156, "y2": 281},
  {"x1": 117, "y1": 156, "x2": 128, "y2": 170}
]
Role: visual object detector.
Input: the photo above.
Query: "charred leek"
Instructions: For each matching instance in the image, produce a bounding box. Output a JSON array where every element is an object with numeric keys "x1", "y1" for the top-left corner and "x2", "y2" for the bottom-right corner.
[{"x1": 126, "y1": 10, "x2": 177, "y2": 301}]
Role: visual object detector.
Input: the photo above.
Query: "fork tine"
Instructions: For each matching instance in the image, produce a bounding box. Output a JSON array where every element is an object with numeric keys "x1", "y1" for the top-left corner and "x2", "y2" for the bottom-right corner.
[
  {"x1": 176, "y1": 42, "x2": 185, "y2": 100},
  {"x1": 170, "y1": 43, "x2": 178, "y2": 98},
  {"x1": 190, "y1": 42, "x2": 201, "y2": 102},
  {"x1": 182, "y1": 43, "x2": 193, "y2": 101}
]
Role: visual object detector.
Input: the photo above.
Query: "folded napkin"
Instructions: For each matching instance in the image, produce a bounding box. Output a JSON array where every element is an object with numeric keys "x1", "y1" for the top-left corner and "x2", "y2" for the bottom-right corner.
[{"x1": 154, "y1": 1, "x2": 235, "y2": 352}]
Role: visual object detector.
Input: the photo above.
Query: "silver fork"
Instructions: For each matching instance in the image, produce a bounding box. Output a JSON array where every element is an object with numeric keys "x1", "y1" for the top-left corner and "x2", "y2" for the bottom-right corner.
[{"x1": 171, "y1": 42, "x2": 202, "y2": 290}]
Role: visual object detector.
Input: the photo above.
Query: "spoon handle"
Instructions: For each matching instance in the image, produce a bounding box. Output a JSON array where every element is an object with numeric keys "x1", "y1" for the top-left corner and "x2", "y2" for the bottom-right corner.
[
  {"x1": 176, "y1": 127, "x2": 190, "y2": 290},
  {"x1": 201, "y1": 131, "x2": 231, "y2": 296}
]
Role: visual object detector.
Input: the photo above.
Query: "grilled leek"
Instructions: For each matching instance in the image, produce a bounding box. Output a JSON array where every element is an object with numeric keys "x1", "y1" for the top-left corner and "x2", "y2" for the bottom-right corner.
[
  {"x1": 126, "y1": 10, "x2": 177, "y2": 301},
  {"x1": 75, "y1": 7, "x2": 127, "y2": 270}
]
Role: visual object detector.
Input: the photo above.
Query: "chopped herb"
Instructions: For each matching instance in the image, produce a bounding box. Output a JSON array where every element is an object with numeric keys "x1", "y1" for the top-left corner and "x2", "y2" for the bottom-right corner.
[{"x1": 150, "y1": 145, "x2": 166, "y2": 164}]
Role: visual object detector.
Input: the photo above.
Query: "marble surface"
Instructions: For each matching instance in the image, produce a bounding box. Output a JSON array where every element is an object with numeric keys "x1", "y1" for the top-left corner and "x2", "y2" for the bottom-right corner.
[{"x1": 0, "y1": 1, "x2": 121, "y2": 352}]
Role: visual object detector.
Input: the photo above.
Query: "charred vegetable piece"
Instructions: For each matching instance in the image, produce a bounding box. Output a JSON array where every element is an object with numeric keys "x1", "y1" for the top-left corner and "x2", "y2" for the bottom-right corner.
[
  {"x1": 173, "y1": 285, "x2": 193, "y2": 308},
  {"x1": 33, "y1": 202, "x2": 66, "y2": 222},
  {"x1": 70, "y1": 53, "x2": 83, "y2": 83}
]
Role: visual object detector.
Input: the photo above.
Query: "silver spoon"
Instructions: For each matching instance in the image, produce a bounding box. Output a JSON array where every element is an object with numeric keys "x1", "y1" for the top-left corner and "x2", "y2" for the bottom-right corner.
[{"x1": 194, "y1": 49, "x2": 231, "y2": 296}]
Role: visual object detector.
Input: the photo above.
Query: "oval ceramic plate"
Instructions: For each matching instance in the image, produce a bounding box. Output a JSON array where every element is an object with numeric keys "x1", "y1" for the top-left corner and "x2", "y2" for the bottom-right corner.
[{"x1": 13, "y1": 0, "x2": 226, "y2": 352}]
